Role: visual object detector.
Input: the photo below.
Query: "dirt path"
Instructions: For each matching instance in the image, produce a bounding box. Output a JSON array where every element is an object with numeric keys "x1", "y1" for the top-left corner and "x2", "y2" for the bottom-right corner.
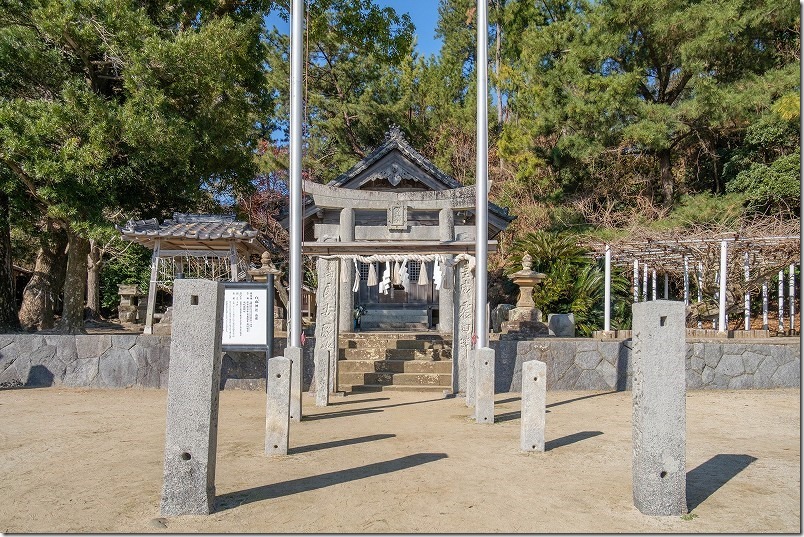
[{"x1": 0, "y1": 387, "x2": 799, "y2": 533}]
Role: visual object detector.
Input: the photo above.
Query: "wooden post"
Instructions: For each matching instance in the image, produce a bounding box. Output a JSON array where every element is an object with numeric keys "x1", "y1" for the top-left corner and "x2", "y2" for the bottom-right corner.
[
  {"x1": 604, "y1": 244, "x2": 611, "y2": 331},
  {"x1": 651, "y1": 268, "x2": 657, "y2": 300},
  {"x1": 228, "y1": 242, "x2": 239, "y2": 282},
  {"x1": 683, "y1": 256, "x2": 690, "y2": 306},
  {"x1": 664, "y1": 273, "x2": 669, "y2": 299},
  {"x1": 642, "y1": 263, "x2": 648, "y2": 302},
  {"x1": 744, "y1": 252, "x2": 750, "y2": 331},
  {"x1": 633, "y1": 259, "x2": 639, "y2": 303},
  {"x1": 143, "y1": 240, "x2": 161, "y2": 335},
  {"x1": 778, "y1": 270, "x2": 785, "y2": 334},
  {"x1": 696, "y1": 262, "x2": 703, "y2": 329},
  {"x1": 789, "y1": 264, "x2": 795, "y2": 335},
  {"x1": 717, "y1": 240, "x2": 727, "y2": 334},
  {"x1": 762, "y1": 280, "x2": 769, "y2": 331}
]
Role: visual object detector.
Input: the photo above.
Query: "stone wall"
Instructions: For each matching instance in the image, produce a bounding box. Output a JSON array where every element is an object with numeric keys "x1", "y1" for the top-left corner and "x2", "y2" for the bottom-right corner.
[
  {"x1": 0, "y1": 334, "x2": 316, "y2": 391},
  {"x1": 0, "y1": 333, "x2": 798, "y2": 392},
  {"x1": 492, "y1": 337, "x2": 800, "y2": 393}
]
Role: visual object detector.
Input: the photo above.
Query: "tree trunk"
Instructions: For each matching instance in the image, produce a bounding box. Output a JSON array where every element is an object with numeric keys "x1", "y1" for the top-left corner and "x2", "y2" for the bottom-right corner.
[
  {"x1": 659, "y1": 149, "x2": 674, "y2": 208},
  {"x1": 85, "y1": 239, "x2": 103, "y2": 321},
  {"x1": 18, "y1": 221, "x2": 68, "y2": 331},
  {"x1": 0, "y1": 192, "x2": 19, "y2": 331},
  {"x1": 57, "y1": 231, "x2": 90, "y2": 334}
]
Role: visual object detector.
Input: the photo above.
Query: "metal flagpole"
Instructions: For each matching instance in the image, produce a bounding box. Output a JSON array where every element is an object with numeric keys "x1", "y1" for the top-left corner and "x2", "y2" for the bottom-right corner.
[
  {"x1": 474, "y1": 0, "x2": 489, "y2": 348},
  {"x1": 288, "y1": 0, "x2": 304, "y2": 349}
]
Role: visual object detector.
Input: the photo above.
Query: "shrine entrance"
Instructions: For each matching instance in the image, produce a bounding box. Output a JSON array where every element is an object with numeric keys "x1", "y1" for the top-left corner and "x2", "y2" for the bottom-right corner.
[{"x1": 296, "y1": 127, "x2": 513, "y2": 394}]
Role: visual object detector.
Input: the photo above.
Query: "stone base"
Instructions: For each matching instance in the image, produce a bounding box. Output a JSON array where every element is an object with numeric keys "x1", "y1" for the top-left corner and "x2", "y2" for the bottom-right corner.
[
  {"x1": 509, "y1": 308, "x2": 542, "y2": 323},
  {"x1": 500, "y1": 320, "x2": 549, "y2": 338}
]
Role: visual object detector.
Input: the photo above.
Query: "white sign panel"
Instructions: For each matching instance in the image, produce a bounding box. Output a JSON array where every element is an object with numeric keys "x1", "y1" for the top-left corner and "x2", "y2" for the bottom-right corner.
[{"x1": 222, "y1": 287, "x2": 268, "y2": 346}]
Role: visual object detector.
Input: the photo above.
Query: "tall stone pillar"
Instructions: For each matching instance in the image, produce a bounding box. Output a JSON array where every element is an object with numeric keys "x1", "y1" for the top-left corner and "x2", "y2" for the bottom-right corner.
[
  {"x1": 632, "y1": 300, "x2": 687, "y2": 516},
  {"x1": 438, "y1": 208, "x2": 454, "y2": 333},
  {"x1": 452, "y1": 261, "x2": 474, "y2": 402},
  {"x1": 160, "y1": 279, "x2": 224, "y2": 516},
  {"x1": 339, "y1": 208, "x2": 355, "y2": 333},
  {"x1": 314, "y1": 257, "x2": 340, "y2": 397}
]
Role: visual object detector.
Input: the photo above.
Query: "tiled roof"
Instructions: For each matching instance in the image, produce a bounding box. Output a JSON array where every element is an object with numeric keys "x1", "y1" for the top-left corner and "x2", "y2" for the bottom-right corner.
[{"x1": 118, "y1": 213, "x2": 261, "y2": 242}]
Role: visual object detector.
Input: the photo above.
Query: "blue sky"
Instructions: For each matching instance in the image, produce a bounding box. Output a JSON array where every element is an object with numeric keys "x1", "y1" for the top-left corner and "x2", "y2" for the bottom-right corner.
[{"x1": 265, "y1": 1, "x2": 443, "y2": 57}]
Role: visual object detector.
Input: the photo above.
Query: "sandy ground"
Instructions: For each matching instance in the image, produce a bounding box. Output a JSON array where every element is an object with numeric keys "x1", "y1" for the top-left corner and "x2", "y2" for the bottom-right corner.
[{"x1": 0, "y1": 386, "x2": 799, "y2": 533}]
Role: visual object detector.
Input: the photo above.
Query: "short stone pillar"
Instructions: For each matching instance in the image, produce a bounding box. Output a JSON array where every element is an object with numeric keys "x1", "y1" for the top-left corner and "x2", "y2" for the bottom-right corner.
[
  {"x1": 314, "y1": 257, "x2": 340, "y2": 396},
  {"x1": 160, "y1": 279, "x2": 224, "y2": 516},
  {"x1": 474, "y1": 347, "x2": 495, "y2": 424},
  {"x1": 521, "y1": 360, "x2": 547, "y2": 452},
  {"x1": 265, "y1": 356, "x2": 291, "y2": 456},
  {"x1": 438, "y1": 208, "x2": 455, "y2": 333},
  {"x1": 632, "y1": 300, "x2": 687, "y2": 516},
  {"x1": 284, "y1": 346, "x2": 303, "y2": 422}
]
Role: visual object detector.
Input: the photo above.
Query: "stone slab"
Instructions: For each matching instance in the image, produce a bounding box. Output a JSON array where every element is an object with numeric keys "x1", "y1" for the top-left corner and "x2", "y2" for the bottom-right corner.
[
  {"x1": 521, "y1": 360, "x2": 546, "y2": 452},
  {"x1": 474, "y1": 347, "x2": 496, "y2": 424},
  {"x1": 547, "y1": 313, "x2": 575, "y2": 337},
  {"x1": 631, "y1": 300, "x2": 687, "y2": 516},
  {"x1": 265, "y1": 356, "x2": 291, "y2": 456},
  {"x1": 284, "y1": 346, "x2": 303, "y2": 422},
  {"x1": 314, "y1": 349, "x2": 330, "y2": 407},
  {"x1": 160, "y1": 279, "x2": 224, "y2": 517}
]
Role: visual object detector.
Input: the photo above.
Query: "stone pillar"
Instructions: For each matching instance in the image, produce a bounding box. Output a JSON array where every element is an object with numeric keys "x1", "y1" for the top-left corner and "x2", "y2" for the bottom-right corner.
[
  {"x1": 474, "y1": 347, "x2": 495, "y2": 424},
  {"x1": 160, "y1": 279, "x2": 224, "y2": 516},
  {"x1": 314, "y1": 349, "x2": 330, "y2": 406},
  {"x1": 284, "y1": 346, "x2": 303, "y2": 422},
  {"x1": 521, "y1": 360, "x2": 546, "y2": 452},
  {"x1": 632, "y1": 300, "x2": 687, "y2": 516},
  {"x1": 452, "y1": 261, "x2": 474, "y2": 402},
  {"x1": 339, "y1": 208, "x2": 355, "y2": 333},
  {"x1": 438, "y1": 208, "x2": 454, "y2": 333},
  {"x1": 265, "y1": 356, "x2": 291, "y2": 456},
  {"x1": 314, "y1": 257, "x2": 340, "y2": 396}
]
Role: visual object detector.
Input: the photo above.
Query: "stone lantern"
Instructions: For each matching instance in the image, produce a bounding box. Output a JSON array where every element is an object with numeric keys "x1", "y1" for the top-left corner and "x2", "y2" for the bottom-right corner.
[{"x1": 500, "y1": 253, "x2": 548, "y2": 336}]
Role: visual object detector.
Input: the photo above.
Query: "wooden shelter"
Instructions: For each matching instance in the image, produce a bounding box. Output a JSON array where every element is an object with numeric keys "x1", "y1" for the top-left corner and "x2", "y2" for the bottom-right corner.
[{"x1": 118, "y1": 213, "x2": 269, "y2": 334}]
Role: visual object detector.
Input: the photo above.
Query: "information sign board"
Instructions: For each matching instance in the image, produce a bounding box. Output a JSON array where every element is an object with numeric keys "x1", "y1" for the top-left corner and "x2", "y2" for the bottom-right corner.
[{"x1": 222, "y1": 282, "x2": 269, "y2": 350}]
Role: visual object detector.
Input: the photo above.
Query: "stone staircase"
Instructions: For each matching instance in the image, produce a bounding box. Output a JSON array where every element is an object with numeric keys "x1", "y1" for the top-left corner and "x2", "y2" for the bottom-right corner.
[{"x1": 337, "y1": 332, "x2": 452, "y2": 393}]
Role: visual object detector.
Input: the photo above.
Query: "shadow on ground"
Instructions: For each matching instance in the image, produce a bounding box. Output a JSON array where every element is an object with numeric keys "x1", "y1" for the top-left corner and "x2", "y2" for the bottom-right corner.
[
  {"x1": 290, "y1": 433, "x2": 396, "y2": 454},
  {"x1": 545, "y1": 430, "x2": 603, "y2": 451},
  {"x1": 215, "y1": 453, "x2": 448, "y2": 512},
  {"x1": 686, "y1": 454, "x2": 757, "y2": 511}
]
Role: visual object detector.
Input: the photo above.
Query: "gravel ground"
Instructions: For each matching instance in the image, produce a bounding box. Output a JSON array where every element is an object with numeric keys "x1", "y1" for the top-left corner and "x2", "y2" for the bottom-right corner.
[{"x1": 0, "y1": 386, "x2": 799, "y2": 533}]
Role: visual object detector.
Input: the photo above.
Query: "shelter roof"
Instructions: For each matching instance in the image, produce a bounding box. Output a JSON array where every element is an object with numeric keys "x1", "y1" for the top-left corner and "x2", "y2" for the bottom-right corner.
[{"x1": 118, "y1": 213, "x2": 268, "y2": 255}]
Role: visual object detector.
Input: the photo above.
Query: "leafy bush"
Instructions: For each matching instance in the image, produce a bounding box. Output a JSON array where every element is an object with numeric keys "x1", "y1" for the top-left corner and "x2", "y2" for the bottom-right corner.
[
  {"x1": 99, "y1": 243, "x2": 152, "y2": 315},
  {"x1": 726, "y1": 151, "x2": 800, "y2": 216}
]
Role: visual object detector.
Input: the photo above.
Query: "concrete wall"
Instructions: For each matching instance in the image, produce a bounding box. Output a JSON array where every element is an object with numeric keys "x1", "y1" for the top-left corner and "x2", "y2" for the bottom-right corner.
[
  {"x1": 492, "y1": 338, "x2": 800, "y2": 393},
  {"x1": 0, "y1": 334, "x2": 798, "y2": 392}
]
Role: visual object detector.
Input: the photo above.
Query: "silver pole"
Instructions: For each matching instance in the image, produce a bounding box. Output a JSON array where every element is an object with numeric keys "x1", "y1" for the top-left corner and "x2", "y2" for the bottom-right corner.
[
  {"x1": 762, "y1": 280, "x2": 769, "y2": 331},
  {"x1": 474, "y1": 0, "x2": 489, "y2": 347},
  {"x1": 718, "y1": 240, "x2": 727, "y2": 333},
  {"x1": 288, "y1": 0, "x2": 304, "y2": 348},
  {"x1": 744, "y1": 251, "x2": 750, "y2": 331},
  {"x1": 604, "y1": 244, "x2": 611, "y2": 331},
  {"x1": 683, "y1": 256, "x2": 689, "y2": 306},
  {"x1": 633, "y1": 259, "x2": 639, "y2": 303},
  {"x1": 789, "y1": 263, "x2": 795, "y2": 335},
  {"x1": 778, "y1": 270, "x2": 785, "y2": 334}
]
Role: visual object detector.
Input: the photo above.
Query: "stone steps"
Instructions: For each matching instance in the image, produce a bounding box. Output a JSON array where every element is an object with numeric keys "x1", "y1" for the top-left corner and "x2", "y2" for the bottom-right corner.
[
  {"x1": 338, "y1": 348, "x2": 451, "y2": 361},
  {"x1": 338, "y1": 359, "x2": 452, "y2": 374},
  {"x1": 337, "y1": 332, "x2": 452, "y2": 393}
]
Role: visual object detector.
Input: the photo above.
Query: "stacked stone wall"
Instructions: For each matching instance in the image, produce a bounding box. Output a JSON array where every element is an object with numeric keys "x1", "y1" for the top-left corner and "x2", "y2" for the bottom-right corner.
[{"x1": 0, "y1": 334, "x2": 798, "y2": 392}]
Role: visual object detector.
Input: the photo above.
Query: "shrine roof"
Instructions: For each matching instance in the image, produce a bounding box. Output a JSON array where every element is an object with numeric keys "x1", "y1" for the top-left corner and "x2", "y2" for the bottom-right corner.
[{"x1": 118, "y1": 213, "x2": 268, "y2": 254}]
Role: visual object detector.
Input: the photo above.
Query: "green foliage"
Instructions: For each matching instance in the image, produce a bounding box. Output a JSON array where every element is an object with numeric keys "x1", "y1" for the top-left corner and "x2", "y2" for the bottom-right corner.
[
  {"x1": 654, "y1": 193, "x2": 748, "y2": 230},
  {"x1": 509, "y1": 231, "x2": 631, "y2": 335},
  {"x1": 99, "y1": 243, "x2": 152, "y2": 313},
  {"x1": 726, "y1": 151, "x2": 801, "y2": 216}
]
